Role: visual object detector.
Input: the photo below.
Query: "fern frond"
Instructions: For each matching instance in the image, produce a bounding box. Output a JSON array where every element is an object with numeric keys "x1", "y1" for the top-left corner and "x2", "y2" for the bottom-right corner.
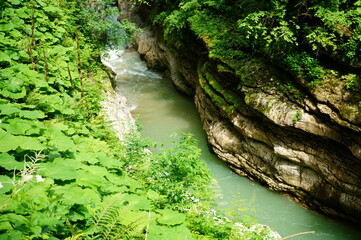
[
  {"x1": 64, "y1": 233, "x2": 84, "y2": 240},
  {"x1": 111, "y1": 212, "x2": 148, "y2": 239},
  {"x1": 85, "y1": 193, "x2": 150, "y2": 240},
  {"x1": 93, "y1": 193, "x2": 126, "y2": 226}
]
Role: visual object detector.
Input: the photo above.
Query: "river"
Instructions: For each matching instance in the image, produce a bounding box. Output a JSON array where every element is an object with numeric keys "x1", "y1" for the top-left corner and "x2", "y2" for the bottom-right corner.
[{"x1": 104, "y1": 48, "x2": 361, "y2": 239}]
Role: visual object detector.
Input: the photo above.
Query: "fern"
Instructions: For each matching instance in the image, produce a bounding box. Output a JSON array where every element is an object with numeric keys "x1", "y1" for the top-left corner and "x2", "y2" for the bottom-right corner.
[
  {"x1": 84, "y1": 193, "x2": 148, "y2": 240},
  {"x1": 109, "y1": 213, "x2": 148, "y2": 240},
  {"x1": 93, "y1": 193, "x2": 125, "y2": 226}
]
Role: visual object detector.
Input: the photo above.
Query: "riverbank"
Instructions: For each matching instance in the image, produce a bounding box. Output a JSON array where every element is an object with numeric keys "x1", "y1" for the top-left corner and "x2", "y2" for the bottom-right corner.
[
  {"x1": 117, "y1": 0, "x2": 361, "y2": 223},
  {"x1": 0, "y1": 1, "x2": 280, "y2": 238},
  {"x1": 101, "y1": 48, "x2": 282, "y2": 239},
  {"x1": 106, "y1": 46, "x2": 361, "y2": 240}
]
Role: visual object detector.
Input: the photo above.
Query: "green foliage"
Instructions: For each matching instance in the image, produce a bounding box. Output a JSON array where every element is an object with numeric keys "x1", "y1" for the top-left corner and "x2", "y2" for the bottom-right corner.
[
  {"x1": 0, "y1": 1, "x2": 276, "y2": 239},
  {"x1": 83, "y1": 193, "x2": 149, "y2": 239},
  {"x1": 343, "y1": 74, "x2": 361, "y2": 91},
  {"x1": 145, "y1": 0, "x2": 361, "y2": 89},
  {"x1": 292, "y1": 110, "x2": 303, "y2": 125},
  {"x1": 0, "y1": 0, "x2": 175, "y2": 239},
  {"x1": 198, "y1": 63, "x2": 238, "y2": 116},
  {"x1": 156, "y1": 209, "x2": 186, "y2": 225},
  {"x1": 121, "y1": 130, "x2": 275, "y2": 238},
  {"x1": 123, "y1": 132, "x2": 214, "y2": 210},
  {"x1": 148, "y1": 133, "x2": 213, "y2": 207}
]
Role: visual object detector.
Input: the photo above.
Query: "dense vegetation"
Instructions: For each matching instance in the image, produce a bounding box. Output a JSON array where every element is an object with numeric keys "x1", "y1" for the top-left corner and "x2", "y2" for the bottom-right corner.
[
  {"x1": 0, "y1": 0, "x2": 277, "y2": 239},
  {"x1": 138, "y1": 0, "x2": 361, "y2": 94}
]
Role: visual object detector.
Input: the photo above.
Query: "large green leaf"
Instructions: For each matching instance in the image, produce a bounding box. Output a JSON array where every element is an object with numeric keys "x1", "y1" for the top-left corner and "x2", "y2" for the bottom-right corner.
[
  {"x1": 96, "y1": 153, "x2": 123, "y2": 168},
  {"x1": 3, "y1": 118, "x2": 46, "y2": 136},
  {"x1": 0, "y1": 218, "x2": 13, "y2": 231},
  {"x1": 146, "y1": 190, "x2": 160, "y2": 201},
  {"x1": 0, "y1": 132, "x2": 45, "y2": 152},
  {"x1": 106, "y1": 175, "x2": 142, "y2": 191},
  {"x1": 18, "y1": 136, "x2": 45, "y2": 151},
  {"x1": 6, "y1": 79, "x2": 23, "y2": 93},
  {"x1": 100, "y1": 184, "x2": 128, "y2": 194},
  {"x1": 9, "y1": 29, "x2": 22, "y2": 39},
  {"x1": 25, "y1": 183, "x2": 50, "y2": 208},
  {"x1": 118, "y1": 210, "x2": 149, "y2": 227},
  {"x1": 0, "y1": 52, "x2": 12, "y2": 64},
  {"x1": 156, "y1": 209, "x2": 186, "y2": 226},
  {"x1": 0, "y1": 153, "x2": 23, "y2": 170},
  {"x1": 3, "y1": 213, "x2": 28, "y2": 225},
  {"x1": 0, "y1": 104, "x2": 21, "y2": 115},
  {"x1": 7, "y1": 0, "x2": 22, "y2": 6},
  {"x1": 39, "y1": 163, "x2": 77, "y2": 180},
  {"x1": 18, "y1": 110, "x2": 46, "y2": 119},
  {"x1": 76, "y1": 170, "x2": 104, "y2": 189},
  {"x1": 51, "y1": 184, "x2": 101, "y2": 205},
  {"x1": 0, "y1": 87, "x2": 26, "y2": 99},
  {"x1": 14, "y1": 65, "x2": 48, "y2": 87},
  {"x1": 53, "y1": 158, "x2": 83, "y2": 169},
  {"x1": 47, "y1": 122, "x2": 68, "y2": 131},
  {"x1": 30, "y1": 94, "x2": 75, "y2": 115},
  {"x1": 0, "y1": 175, "x2": 13, "y2": 194},
  {"x1": 45, "y1": 128, "x2": 76, "y2": 151},
  {"x1": 15, "y1": 8, "x2": 30, "y2": 19},
  {"x1": 148, "y1": 224, "x2": 192, "y2": 240},
  {"x1": 74, "y1": 152, "x2": 99, "y2": 164},
  {"x1": 5, "y1": 120, "x2": 32, "y2": 135},
  {"x1": 0, "y1": 230, "x2": 23, "y2": 240},
  {"x1": 43, "y1": 6, "x2": 64, "y2": 18},
  {"x1": 30, "y1": 212, "x2": 61, "y2": 227},
  {"x1": 0, "y1": 104, "x2": 46, "y2": 119},
  {"x1": 123, "y1": 194, "x2": 151, "y2": 211},
  {"x1": 0, "y1": 22, "x2": 15, "y2": 32},
  {"x1": 80, "y1": 165, "x2": 109, "y2": 177},
  {"x1": 73, "y1": 135, "x2": 110, "y2": 153}
]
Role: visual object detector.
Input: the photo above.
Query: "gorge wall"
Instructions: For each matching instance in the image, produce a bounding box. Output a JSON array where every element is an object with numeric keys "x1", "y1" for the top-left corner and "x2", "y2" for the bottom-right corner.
[{"x1": 117, "y1": 0, "x2": 361, "y2": 223}]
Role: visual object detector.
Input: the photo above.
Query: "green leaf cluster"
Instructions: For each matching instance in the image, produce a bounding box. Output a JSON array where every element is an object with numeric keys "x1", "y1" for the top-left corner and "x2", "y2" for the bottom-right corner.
[
  {"x1": 145, "y1": 0, "x2": 361, "y2": 90},
  {"x1": 121, "y1": 131, "x2": 276, "y2": 239},
  {"x1": 128, "y1": 133, "x2": 214, "y2": 209}
]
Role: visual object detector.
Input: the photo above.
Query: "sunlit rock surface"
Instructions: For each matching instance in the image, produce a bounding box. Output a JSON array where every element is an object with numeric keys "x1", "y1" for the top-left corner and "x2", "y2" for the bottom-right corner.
[{"x1": 101, "y1": 50, "x2": 136, "y2": 140}]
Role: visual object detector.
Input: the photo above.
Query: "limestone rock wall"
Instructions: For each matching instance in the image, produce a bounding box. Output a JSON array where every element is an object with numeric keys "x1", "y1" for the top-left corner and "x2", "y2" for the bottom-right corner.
[{"x1": 117, "y1": 0, "x2": 361, "y2": 223}]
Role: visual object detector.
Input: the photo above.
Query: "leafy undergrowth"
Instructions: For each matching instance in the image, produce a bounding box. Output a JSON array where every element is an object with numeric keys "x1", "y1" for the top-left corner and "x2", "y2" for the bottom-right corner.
[
  {"x1": 145, "y1": 0, "x2": 361, "y2": 96},
  {"x1": 0, "y1": 0, "x2": 277, "y2": 239}
]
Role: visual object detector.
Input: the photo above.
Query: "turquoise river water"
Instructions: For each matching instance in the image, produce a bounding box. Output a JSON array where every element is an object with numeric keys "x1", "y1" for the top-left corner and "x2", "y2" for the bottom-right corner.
[{"x1": 104, "y1": 48, "x2": 361, "y2": 239}]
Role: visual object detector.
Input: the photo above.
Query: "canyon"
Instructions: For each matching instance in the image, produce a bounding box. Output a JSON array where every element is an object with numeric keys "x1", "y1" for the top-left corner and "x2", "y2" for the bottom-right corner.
[{"x1": 117, "y1": 0, "x2": 361, "y2": 223}]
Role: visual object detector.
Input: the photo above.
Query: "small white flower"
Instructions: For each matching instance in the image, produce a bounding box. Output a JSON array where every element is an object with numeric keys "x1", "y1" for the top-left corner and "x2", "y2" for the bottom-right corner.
[
  {"x1": 0, "y1": 182, "x2": 3, "y2": 189},
  {"x1": 0, "y1": 120, "x2": 2, "y2": 123},
  {"x1": 22, "y1": 174, "x2": 33, "y2": 182},
  {"x1": 35, "y1": 175, "x2": 44, "y2": 183}
]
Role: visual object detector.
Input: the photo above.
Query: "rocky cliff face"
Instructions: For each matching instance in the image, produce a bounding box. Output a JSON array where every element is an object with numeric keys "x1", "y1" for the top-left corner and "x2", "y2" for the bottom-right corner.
[{"x1": 117, "y1": 0, "x2": 361, "y2": 223}]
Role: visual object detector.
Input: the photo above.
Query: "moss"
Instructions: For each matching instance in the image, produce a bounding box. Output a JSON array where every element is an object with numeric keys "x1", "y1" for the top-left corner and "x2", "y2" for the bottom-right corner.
[
  {"x1": 209, "y1": 79, "x2": 223, "y2": 93},
  {"x1": 292, "y1": 110, "x2": 303, "y2": 125},
  {"x1": 244, "y1": 92, "x2": 273, "y2": 115},
  {"x1": 217, "y1": 63, "x2": 234, "y2": 74},
  {"x1": 198, "y1": 63, "x2": 241, "y2": 116}
]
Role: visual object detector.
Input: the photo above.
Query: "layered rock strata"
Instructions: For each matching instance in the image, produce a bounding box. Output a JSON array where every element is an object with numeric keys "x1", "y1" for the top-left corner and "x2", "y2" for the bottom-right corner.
[{"x1": 117, "y1": 0, "x2": 361, "y2": 222}]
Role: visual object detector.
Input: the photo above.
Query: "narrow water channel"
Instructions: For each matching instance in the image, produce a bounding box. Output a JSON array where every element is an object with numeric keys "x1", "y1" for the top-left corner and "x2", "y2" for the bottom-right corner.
[{"x1": 104, "y1": 48, "x2": 361, "y2": 239}]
